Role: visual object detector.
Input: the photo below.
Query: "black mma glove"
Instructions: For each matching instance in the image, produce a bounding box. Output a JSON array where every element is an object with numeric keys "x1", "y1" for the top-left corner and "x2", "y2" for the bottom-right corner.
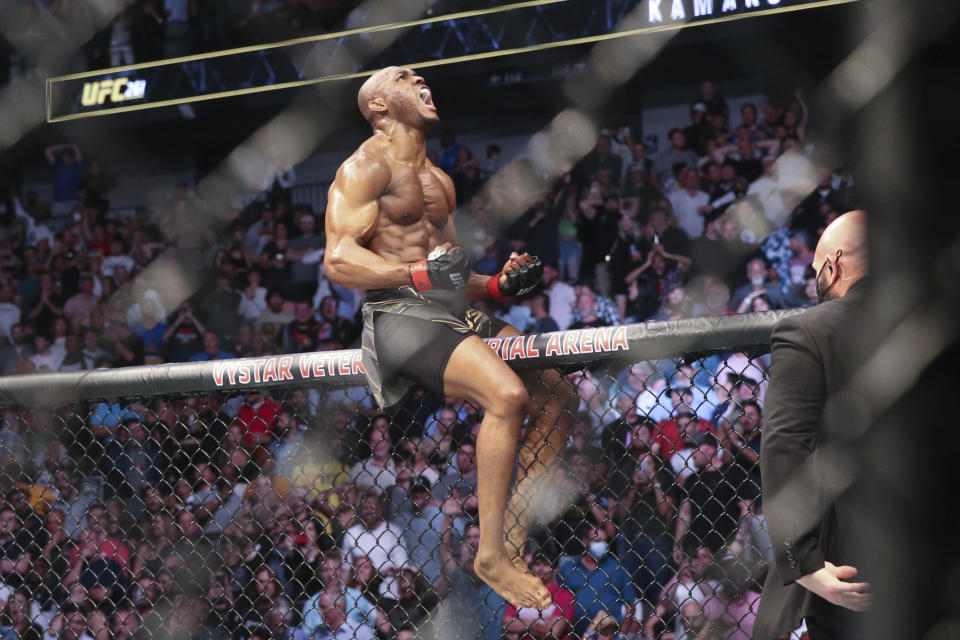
[
  {"x1": 488, "y1": 256, "x2": 544, "y2": 302},
  {"x1": 410, "y1": 246, "x2": 472, "y2": 291}
]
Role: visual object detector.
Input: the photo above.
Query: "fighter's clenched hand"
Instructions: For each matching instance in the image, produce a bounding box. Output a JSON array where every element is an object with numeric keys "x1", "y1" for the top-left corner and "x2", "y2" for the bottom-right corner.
[
  {"x1": 502, "y1": 251, "x2": 534, "y2": 274},
  {"x1": 409, "y1": 245, "x2": 471, "y2": 291},
  {"x1": 494, "y1": 253, "x2": 543, "y2": 298}
]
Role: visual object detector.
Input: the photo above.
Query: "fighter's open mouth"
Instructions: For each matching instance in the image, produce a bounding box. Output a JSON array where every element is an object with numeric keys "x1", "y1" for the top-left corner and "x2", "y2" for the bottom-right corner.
[{"x1": 419, "y1": 87, "x2": 433, "y2": 106}]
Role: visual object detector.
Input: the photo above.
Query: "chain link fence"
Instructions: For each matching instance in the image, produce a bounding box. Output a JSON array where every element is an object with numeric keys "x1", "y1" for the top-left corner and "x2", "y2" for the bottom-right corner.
[{"x1": 0, "y1": 313, "x2": 795, "y2": 640}]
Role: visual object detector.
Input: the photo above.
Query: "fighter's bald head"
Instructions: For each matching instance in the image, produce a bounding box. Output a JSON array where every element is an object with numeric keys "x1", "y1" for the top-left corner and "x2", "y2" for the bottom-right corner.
[
  {"x1": 357, "y1": 66, "x2": 403, "y2": 126},
  {"x1": 813, "y1": 210, "x2": 868, "y2": 299}
]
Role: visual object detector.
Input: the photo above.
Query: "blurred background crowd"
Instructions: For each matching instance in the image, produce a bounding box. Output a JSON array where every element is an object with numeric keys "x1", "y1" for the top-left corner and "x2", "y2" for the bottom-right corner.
[
  {"x1": 0, "y1": 76, "x2": 854, "y2": 377},
  {"x1": 0, "y1": 69, "x2": 854, "y2": 640}
]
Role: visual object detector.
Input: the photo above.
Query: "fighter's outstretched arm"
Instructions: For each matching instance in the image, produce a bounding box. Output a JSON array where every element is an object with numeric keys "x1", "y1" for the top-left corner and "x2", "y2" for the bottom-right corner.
[{"x1": 324, "y1": 154, "x2": 411, "y2": 290}]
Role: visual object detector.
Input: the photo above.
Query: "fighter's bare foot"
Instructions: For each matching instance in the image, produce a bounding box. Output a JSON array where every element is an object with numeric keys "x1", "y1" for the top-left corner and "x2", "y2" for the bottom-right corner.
[
  {"x1": 475, "y1": 550, "x2": 551, "y2": 608},
  {"x1": 512, "y1": 555, "x2": 530, "y2": 574}
]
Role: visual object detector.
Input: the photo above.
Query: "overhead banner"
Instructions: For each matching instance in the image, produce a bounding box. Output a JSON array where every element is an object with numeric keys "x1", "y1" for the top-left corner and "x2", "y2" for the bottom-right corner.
[{"x1": 46, "y1": 0, "x2": 856, "y2": 122}]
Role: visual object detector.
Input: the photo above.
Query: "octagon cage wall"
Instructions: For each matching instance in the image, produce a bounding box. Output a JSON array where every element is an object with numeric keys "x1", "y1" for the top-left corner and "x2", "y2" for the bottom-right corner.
[{"x1": 0, "y1": 312, "x2": 792, "y2": 640}]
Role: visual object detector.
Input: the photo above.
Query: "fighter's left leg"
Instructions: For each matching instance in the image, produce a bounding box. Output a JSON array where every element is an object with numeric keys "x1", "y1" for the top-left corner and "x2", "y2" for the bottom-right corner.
[{"x1": 497, "y1": 325, "x2": 580, "y2": 563}]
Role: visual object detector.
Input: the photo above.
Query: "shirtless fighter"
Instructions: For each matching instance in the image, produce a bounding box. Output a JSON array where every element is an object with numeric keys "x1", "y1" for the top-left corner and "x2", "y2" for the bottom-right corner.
[{"x1": 324, "y1": 67, "x2": 578, "y2": 608}]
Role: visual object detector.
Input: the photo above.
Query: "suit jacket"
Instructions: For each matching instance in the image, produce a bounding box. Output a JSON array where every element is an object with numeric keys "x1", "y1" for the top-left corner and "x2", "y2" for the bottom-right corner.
[{"x1": 754, "y1": 280, "x2": 871, "y2": 639}]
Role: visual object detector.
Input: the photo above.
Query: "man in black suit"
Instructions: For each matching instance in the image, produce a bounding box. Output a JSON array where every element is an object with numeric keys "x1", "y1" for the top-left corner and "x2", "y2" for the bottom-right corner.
[{"x1": 755, "y1": 211, "x2": 872, "y2": 640}]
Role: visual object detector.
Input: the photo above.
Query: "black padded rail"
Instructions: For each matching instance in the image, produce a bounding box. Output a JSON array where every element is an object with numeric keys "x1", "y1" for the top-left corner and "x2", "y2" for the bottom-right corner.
[{"x1": 0, "y1": 309, "x2": 804, "y2": 406}]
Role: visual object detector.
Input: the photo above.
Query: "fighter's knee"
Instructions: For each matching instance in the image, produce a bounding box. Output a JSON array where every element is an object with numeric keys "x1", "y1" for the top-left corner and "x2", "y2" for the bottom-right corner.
[
  {"x1": 492, "y1": 383, "x2": 529, "y2": 419},
  {"x1": 503, "y1": 383, "x2": 530, "y2": 412}
]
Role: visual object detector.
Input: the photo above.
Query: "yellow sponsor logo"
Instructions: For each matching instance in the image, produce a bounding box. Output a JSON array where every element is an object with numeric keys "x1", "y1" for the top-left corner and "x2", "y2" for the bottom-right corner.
[{"x1": 80, "y1": 78, "x2": 146, "y2": 106}]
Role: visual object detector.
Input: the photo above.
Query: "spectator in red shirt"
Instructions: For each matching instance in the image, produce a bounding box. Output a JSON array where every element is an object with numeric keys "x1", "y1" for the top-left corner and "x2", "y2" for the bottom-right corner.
[
  {"x1": 233, "y1": 391, "x2": 281, "y2": 462},
  {"x1": 654, "y1": 407, "x2": 713, "y2": 458},
  {"x1": 503, "y1": 544, "x2": 575, "y2": 640}
]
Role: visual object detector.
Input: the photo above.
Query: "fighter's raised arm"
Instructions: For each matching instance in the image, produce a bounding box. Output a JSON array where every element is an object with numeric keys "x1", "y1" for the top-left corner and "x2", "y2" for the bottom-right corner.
[{"x1": 323, "y1": 151, "x2": 410, "y2": 290}]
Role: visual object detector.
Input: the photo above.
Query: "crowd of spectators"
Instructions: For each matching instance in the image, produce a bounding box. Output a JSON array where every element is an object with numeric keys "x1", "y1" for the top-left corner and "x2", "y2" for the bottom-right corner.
[
  {"x1": 0, "y1": 80, "x2": 853, "y2": 378},
  {"x1": 0, "y1": 77, "x2": 858, "y2": 639}
]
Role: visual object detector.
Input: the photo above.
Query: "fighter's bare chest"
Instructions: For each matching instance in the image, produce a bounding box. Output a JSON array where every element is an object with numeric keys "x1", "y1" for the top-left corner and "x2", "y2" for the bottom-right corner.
[{"x1": 379, "y1": 167, "x2": 451, "y2": 227}]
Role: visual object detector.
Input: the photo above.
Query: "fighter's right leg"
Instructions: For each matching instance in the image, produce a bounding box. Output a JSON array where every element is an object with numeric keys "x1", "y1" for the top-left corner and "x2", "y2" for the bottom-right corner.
[{"x1": 442, "y1": 334, "x2": 552, "y2": 609}]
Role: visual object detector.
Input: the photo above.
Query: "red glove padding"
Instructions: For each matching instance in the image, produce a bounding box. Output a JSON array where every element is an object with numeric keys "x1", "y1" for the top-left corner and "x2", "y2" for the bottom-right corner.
[{"x1": 486, "y1": 275, "x2": 510, "y2": 302}]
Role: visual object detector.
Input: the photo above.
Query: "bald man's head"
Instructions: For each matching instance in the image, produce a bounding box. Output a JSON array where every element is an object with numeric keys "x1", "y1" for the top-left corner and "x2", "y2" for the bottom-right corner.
[
  {"x1": 356, "y1": 66, "x2": 438, "y2": 129},
  {"x1": 813, "y1": 210, "x2": 868, "y2": 303},
  {"x1": 357, "y1": 66, "x2": 398, "y2": 125}
]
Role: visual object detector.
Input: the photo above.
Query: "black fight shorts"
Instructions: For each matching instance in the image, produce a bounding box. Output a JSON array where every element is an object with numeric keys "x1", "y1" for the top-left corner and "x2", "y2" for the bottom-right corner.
[{"x1": 361, "y1": 286, "x2": 509, "y2": 409}]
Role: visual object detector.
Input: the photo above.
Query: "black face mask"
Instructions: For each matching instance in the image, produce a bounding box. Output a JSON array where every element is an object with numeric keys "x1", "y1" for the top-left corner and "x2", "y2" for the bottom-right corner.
[{"x1": 815, "y1": 249, "x2": 842, "y2": 304}]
